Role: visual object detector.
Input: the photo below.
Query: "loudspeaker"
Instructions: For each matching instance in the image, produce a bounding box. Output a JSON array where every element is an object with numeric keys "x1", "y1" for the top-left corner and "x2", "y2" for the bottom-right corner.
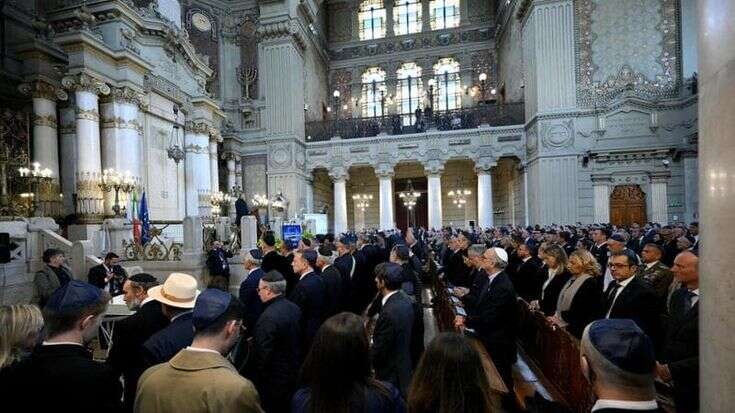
[{"x1": 0, "y1": 233, "x2": 10, "y2": 264}]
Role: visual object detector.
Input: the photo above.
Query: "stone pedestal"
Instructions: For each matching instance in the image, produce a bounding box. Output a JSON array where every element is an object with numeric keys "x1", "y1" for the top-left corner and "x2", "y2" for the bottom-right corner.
[
  {"x1": 427, "y1": 172, "x2": 443, "y2": 230},
  {"x1": 184, "y1": 123, "x2": 212, "y2": 217},
  {"x1": 67, "y1": 224, "x2": 103, "y2": 255},
  {"x1": 699, "y1": 0, "x2": 735, "y2": 410},
  {"x1": 240, "y1": 215, "x2": 258, "y2": 251},
  {"x1": 330, "y1": 170, "x2": 349, "y2": 234},
  {"x1": 182, "y1": 216, "x2": 203, "y2": 257},
  {"x1": 102, "y1": 218, "x2": 133, "y2": 257},
  {"x1": 377, "y1": 168, "x2": 395, "y2": 230},
  {"x1": 477, "y1": 168, "x2": 494, "y2": 229}
]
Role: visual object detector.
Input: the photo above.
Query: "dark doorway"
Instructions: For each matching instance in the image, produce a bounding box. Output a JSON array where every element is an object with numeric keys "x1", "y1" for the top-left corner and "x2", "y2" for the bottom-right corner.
[
  {"x1": 394, "y1": 177, "x2": 428, "y2": 233},
  {"x1": 610, "y1": 185, "x2": 647, "y2": 226}
]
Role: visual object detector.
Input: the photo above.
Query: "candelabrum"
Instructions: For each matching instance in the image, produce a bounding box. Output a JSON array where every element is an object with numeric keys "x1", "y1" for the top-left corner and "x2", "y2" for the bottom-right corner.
[
  {"x1": 251, "y1": 193, "x2": 269, "y2": 210},
  {"x1": 398, "y1": 180, "x2": 421, "y2": 229},
  {"x1": 210, "y1": 190, "x2": 232, "y2": 218},
  {"x1": 99, "y1": 168, "x2": 137, "y2": 218},
  {"x1": 17, "y1": 162, "x2": 53, "y2": 216},
  {"x1": 448, "y1": 179, "x2": 472, "y2": 208},
  {"x1": 473, "y1": 72, "x2": 497, "y2": 104},
  {"x1": 352, "y1": 193, "x2": 373, "y2": 211}
]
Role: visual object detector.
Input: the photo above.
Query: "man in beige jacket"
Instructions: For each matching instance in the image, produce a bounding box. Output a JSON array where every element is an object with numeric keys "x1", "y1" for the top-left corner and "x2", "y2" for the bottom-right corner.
[{"x1": 135, "y1": 288, "x2": 263, "y2": 413}]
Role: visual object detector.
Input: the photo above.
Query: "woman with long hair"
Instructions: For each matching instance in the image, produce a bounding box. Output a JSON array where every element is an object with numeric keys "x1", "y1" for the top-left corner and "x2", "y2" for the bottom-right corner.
[
  {"x1": 408, "y1": 332, "x2": 500, "y2": 413},
  {"x1": 548, "y1": 249, "x2": 603, "y2": 338},
  {"x1": 530, "y1": 244, "x2": 572, "y2": 316},
  {"x1": 0, "y1": 304, "x2": 44, "y2": 371},
  {"x1": 292, "y1": 312, "x2": 405, "y2": 413}
]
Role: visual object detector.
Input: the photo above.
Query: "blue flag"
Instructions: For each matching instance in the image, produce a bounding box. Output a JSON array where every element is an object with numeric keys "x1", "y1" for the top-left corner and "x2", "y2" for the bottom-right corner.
[{"x1": 139, "y1": 191, "x2": 151, "y2": 244}]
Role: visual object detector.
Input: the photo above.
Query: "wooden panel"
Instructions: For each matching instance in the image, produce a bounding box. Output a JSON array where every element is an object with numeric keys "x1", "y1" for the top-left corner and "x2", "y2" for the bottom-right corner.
[{"x1": 610, "y1": 184, "x2": 647, "y2": 226}]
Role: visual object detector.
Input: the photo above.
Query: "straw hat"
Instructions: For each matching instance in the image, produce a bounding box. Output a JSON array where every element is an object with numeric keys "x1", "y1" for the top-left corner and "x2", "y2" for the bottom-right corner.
[{"x1": 147, "y1": 272, "x2": 199, "y2": 309}]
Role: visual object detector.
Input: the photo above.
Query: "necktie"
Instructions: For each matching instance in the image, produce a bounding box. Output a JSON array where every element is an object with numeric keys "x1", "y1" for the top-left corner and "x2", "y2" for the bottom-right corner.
[
  {"x1": 604, "y1": 281, "x2": 621, "y2": 315},
  {"x1": 682, "y1": 289, "x2": 696, "y2": 312}
]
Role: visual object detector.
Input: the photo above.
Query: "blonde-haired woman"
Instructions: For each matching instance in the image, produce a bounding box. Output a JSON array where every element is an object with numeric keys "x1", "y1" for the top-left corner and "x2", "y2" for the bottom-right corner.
[
  {"x1": 530, "y1": 244, "x2": 571, "y2": 317},
  {"x1": 0, "y1": 304, "x2": 44, "y2": 371},
  {"x1": 548, "y1": 249, "x2": 603, "y2": 338}
]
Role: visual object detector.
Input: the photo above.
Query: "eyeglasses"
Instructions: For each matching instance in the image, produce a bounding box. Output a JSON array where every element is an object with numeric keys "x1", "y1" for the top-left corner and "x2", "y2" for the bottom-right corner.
[{"x1": 608, "y1": 263, "x2": 632, "y2": 269}]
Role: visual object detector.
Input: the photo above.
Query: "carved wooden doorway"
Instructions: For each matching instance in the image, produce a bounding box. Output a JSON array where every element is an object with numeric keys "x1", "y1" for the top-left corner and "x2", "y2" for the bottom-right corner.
[{"x1": 610, "y1": 185, "x2": 647, "y2": 226}]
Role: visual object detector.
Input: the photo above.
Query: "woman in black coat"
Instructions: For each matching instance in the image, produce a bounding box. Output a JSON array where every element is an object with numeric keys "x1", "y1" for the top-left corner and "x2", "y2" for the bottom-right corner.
[
  {"x1": 549, "y1": 249, "x2": 603, "y2": 338},
  {"x1": 530, "y1": 244, "x2": 572, "y2": 316}
]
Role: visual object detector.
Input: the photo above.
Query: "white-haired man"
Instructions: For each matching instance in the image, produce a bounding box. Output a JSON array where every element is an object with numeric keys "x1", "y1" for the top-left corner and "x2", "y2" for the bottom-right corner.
[{"x1": 239, "y1": 248, "x2": 265, "y2": 334}]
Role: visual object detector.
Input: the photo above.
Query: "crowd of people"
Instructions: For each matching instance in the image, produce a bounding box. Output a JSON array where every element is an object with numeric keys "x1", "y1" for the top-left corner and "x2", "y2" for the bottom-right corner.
[{"x1": 0, "y1": 220, "x2": 699, "y2": 413}]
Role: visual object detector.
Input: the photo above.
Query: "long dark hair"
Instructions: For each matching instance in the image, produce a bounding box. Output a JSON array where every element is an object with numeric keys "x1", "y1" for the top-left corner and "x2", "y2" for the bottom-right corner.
[
  {"x1": 300, "y1": 312, "x2": 389, "y2": 413},
  {"x1": 408, "y1": 333, "x2": 497, "y2": 413}
]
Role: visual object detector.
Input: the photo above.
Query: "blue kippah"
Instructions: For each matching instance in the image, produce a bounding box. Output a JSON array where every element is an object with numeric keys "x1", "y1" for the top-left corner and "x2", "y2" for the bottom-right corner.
[
  {"x1": 248, "y1": 248, "x2": 263, "y2": 260},
  {"x1": 193, "y1": 288, "x2": 233, "y2": 331},
  {"x1": 588, "y1": 319, "x2": 655, "y2": 374},
  {"x1": 302, "y1": 249, "x2": 318, "y2": 267},
  {"x1": 382, "y1": 262, "x2": 404, "y2": 284},
  {"x1": 45, "y1": 280, "x2": 103, "y2": 312}
]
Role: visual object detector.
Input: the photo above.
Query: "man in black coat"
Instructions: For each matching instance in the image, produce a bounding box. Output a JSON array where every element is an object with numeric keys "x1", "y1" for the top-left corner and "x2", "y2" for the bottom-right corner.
[
  {"x1": 107, "y1": 274, "x2": 168, "y2": 412},
  {"x1": 509, "y1": 243, "x2": 543, "y2": 302},
  {"x1": 316, "y1": 245, "x2": 345, "y2": 316},
  {"x1": 289, "y1": 249, "x2": 327, "y2": 353},
  {"x1": 261, "y1": 231, "x2": 297, "y2": 294},
  {"x1": 141, "y1": 273, "x2": 199, "y2": 367},
  {"x1": 581, "y1": 319, "x2": 662, "y2": 413},
  {"x1": 590, "y1": 227, "x2": 610, "y2": 273},
  {"x1": 234, "y1": 195, "x2": 249, "y2": 227},
  {"x1": 88, "y1": 252, "x2": 127, "y2": 296},
  {"x1": 206, "y1": 240, "x2": 233, "y2": 280},
  {"x1": 657, "y1": 251, "x2": 699, "y2": 412},
  {"x1": 238, "y1": 249, "x2": 265, "y2": 334},
  {"x1": 603, "y1": 251, "x2": 661, "y2": 347},
  {"x1": 248, "y1": 270, "x2": 302, "y2": 413},
  {"x1": 3, "y1": 281, "x2": 122, "y2": 412},
  {"x1": 457, "y1": 247, "x2": 518, "y2": 392},
  {"x1": 371, "y1": 262, "x2": 414, "y2": 397},
  {"x1": 446, "y1": 232, "x2": 472, "y2": 287}
]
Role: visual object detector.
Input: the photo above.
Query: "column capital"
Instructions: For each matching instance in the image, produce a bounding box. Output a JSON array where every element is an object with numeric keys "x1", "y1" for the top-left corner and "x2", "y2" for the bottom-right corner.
[
  {"x1": 329, "y1": 167, "x2": 349, "y2": 182},
  {"x1": 185, "y1": 120, "x2": 210, "y2": 135},
  {"x1": 474, "y1": 156, "x2": 498, "y2": 173},
  {"x1": 649, "y1": 170, "x2": 672, "y2": 183},
  {"x1": 591, "y1": 173, "x2": 614, "y2": 184},
  {"x1": 374, "y1": 163, "x2": 395, "y2": 178},
  {"x1": 104, "y1": 86, "x2": 146, "y2": 108},
  {"x1": 424, "y1": 160, "x2": 445, "y2": 176},
  {"x1": 257, "y1": 18, "x2": 307, "y2": 51},
  {"x1": 18, "y1": 79, "x2": 68, "y2": 101},
  {"x1": 61, "y1": 73, "x2": 110, "y2": 96},
  {"x1": 221, "y1": 151, "x2": 240, "y2": 162}
]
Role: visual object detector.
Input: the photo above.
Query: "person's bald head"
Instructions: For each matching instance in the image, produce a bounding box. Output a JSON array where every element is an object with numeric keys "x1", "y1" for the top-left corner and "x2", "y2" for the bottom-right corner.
[{"x1": 672, "y1": 251, "x2": 698, "y2": 288}]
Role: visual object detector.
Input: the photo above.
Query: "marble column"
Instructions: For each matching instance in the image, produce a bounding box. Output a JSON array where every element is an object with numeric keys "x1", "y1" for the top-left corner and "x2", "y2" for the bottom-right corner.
[
  {"x1": 226, "y1": 155, "x2": 237, "y2": 192},
  {"x1": 62, "y1": 73, "x2": 110, "y2": 221},
  {"x1": 209, "y1": 139, "x2": 220, "y2": 192},
  {"x1": 683, "y1": 155, "x2": 699, "y2": 222},
  {"x1": 184, "y1": 122, "x2": 212, "y2": 217},
  {"x1": 476, "y1": 166, "x2": 495, "y2": 230},
  {"x1": 305, "y1": 178, "x2": 314, "y2": 213},
  {"x1": 700, "y1": 1, "x2": 735, "y2": 409},
  {"x1": 425, "y1": 165, "x2": 443, "y2": 230},
  {"x1": 522, "y1": 163, "x2": 529, "y2": 226},
  {"x1": 235, "y1": 156, "x2": 243, "y2": 191},
  {"x1": 59, "y1": 103, "x2": 77, "y2": 215},
  {"x1": 330, "y1": 169, "x2": 349, "y2": 234},
  {"x1": 376, "y1": 166, "x2": 395, "y2": 230},
  {"x1": 100, "y1": 86, "x2": 144, "y2": 216},
  {"x1": 649, "y1": 175, "x2": 669, "y2": 224},
  {"x1": 592, "y1": 175, "x2": 612, "y2": 224},
  {"x1": 18, "y1": 80, "x2": 67, "y2": 179}
]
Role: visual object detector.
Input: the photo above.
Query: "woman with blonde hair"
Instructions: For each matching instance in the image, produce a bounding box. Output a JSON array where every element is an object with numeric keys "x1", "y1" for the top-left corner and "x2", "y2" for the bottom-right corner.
[
  {"x1": 530, "y1": 244, "x2": 571, "y2": 316},
  {"x1": 548, "y1": 249, "x2": 603, "y2": 338},
  {"x1": 0, "y1": 304, "x2": 44, "y2": 371}
]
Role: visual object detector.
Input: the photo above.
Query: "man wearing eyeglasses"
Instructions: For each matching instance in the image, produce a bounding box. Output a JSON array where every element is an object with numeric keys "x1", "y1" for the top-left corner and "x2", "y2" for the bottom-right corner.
[{"x1": 604, "y1": 250, "x2": 661, "y2": 348}]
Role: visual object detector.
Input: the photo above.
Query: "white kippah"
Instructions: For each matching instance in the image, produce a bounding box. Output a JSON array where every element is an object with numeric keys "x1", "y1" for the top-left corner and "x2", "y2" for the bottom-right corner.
[{"x1": 493, "y1": 247, "x2": 509, "y2": 263}]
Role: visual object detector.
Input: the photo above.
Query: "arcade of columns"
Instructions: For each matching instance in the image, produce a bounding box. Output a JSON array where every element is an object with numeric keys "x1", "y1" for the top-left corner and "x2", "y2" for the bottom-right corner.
[{"x1": 17, "y1": 73, "x2": 222, "y2": 224}]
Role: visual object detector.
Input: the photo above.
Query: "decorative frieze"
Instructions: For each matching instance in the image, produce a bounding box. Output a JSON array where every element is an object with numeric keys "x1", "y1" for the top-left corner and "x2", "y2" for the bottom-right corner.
[
  {"x1": 61, "y1": 73, "x2": 111, "y2": 96},
  {"x1": 106, "y1": 86, "x2": 146, "y2": 108},
  {"x1": 18, "y1": 80, "x2": 68, "y2": 101},
  {"x1": 76, "y1": 108, "x2": 100, "y2": 122},
  {"x1": 184, "y1": 121, "x2": 211, "y2": 135},
  {"x1": 257, "y1": 19, "x2": 307, "y2": 50},
  {"x1": 184, "y1": 144, "x2": 209, "y2": 154},
  {"x1": 33, "y1": 114, "x2": 58, "y2": 129}
]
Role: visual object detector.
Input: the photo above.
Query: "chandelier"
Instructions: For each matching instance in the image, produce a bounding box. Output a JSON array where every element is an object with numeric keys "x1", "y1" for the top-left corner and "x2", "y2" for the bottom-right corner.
[
  {"x1": 251, "y1": 193, "x2": 269, "y2": 209},
  {"x1": 18, "y1": 162, "x2": 53, "y2": 216},
  {"x1": 210, "y1": 191, "x2": 232, "y2": 218},
  {"x1": 99, "y1": 168, "x2": 137, "y2": 217},
  {"x1": 167, "y1": 105, "x2": 185, "y2": 164},
  {"x1": 447, "y1": 178, "x2": 472, "y2": 208},
  {"x1": 352, "y1": 192, "x2": 373, "y2": 211},
  {"x1": 398, "y1": 179, "x2": 421, "y2": 210}
]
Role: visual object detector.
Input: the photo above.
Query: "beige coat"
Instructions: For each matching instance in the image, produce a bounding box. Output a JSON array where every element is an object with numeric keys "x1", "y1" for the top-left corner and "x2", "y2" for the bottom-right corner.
[{"x1": 135, "y1": 348, "x2": 264, "y2": 413}]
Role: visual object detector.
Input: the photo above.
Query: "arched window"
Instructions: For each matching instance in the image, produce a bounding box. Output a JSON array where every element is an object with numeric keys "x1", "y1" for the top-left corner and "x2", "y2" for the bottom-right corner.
[
  {"x1": 393, "y1": 0, "x2": 422, "y2": 36},
  {"x1": 430, "y1": 0, "x2": 460, "y2": 30},
  {"x1": 396, "y1": 63, "x2": 423, "y2": 126},
  {"x1": 433, "y1": 58, "x2": 461, "y2": 111},
  {"x1": 359, "y1": 0, "x2": 386, "y2": 40},
  {"x1": 361, "y1": 67, "x2": 386, "y2": 117}
]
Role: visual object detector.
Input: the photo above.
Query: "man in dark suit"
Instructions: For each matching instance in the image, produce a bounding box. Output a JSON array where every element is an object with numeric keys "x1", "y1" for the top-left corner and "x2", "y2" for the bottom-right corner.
[
  {"x1": 371, "y1": 262, "x2": 414, "y2": 397},
  {"x1": 581, "y1": 319, "x2": 662, "y2": 412},
  {"x1": 604, "y1": 251, "x2": 661, "y2": 347},
  {"x1": 657, "y1": 251, "x2": 699, "y2": 412},
  {"x1": 558, "y1": 230, "x2": 576, "y2": 258},
  {"x1": 247, "y1": 270, "x2": 302, "y2": 413},
  {"x1": 659, "y1": 226, "x2": 679, "y2": 267},
  {"x1": 107, "y1": 273, "x2": 168, "y2": 412},
  {"x1": 446, "y1": 232, "x2": 472, "y2": 287},
  {"x1": 88, "y1": 252, "x2": 127, "y2": 296},
  {"x1": 316, "y1": 245, "x2": 344, "y2": 316},
  {"x1": 206, "y1": 240, "x2": 233, "y2": 281},
  {"x1": 458, "y1": 247, "x2": 518, "y2": 392},
  {"x1": 509, "y1": 243, "x2": 543, "y2": 302},
  {"x1": 234, "y1": 195, "x2": 249, "y2": 227},
  {"x1": 141, "y1": 273, "x2": 199, "y2": 367},
  {"x1": 289, "y1": 249, "x2": 327, "y2": 353},
  {"x1": 3, "y1": 281, "x2": 122, "y2": 412},
  {"x1": 261, "y1": 231, "x2": 297, "y2": 294},
  {"x1": 590, "y1": 227, "x2": 610, "y2": 273},
  {"x1": 238, "y1": 249, "x2": 265, "y2": 334}
]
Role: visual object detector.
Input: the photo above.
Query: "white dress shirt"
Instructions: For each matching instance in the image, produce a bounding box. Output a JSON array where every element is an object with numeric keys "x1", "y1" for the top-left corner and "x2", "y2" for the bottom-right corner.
[{"x1": 591, "y1": 399, "x2": 658, "y2": 412}]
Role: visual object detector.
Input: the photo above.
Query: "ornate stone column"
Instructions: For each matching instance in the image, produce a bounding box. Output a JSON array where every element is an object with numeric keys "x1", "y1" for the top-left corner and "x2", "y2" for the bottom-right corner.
[
  {"x1": 62, "y1": 73, "x2": 110, "y2": 221},
  {"x1": 184, "y1": 121, "x2": 212, "y2": 217},
  {"x1": 476, "y1": 159, "x2": 496, "y2": 230},
  {"x1": 425, "y1": 162, "x2": 444, "y2": 230},
  {"x1": 225, "y1": 154, "x2": 237, "y2": 192},
  {"x1": 591, "y1": 174, "x2": 612, "y2": 224},
  {"x1": 59, "y1": 102, "x2": 77, "y2": 215},
  {"x1": 305, "y1": 177, "x2": 314, "y2": 213},
  {"x1": 100, "y1": 86, "x2": 144, "y2": 215},
  {"x1": 330, "y1": 168, "x2": 349, "y2": 234},
  {"x1": 18, "y1": 80, "x2": 67, "y2": 179},
  {"x1": 376, "y1": 164, "x2": 395, "y2": 230},
  {"x1": 208, "y1": 129, "x2": 221, "y2": 193},
  {"x1": 235, "y1": 155, "x2": 243, "y2": 191},
  {"x1": 649, "y1": 173, "x2": 670, "y2": 224},
  {"x1": 700, "y1": 0, "x2": 735, "y2": 407}
]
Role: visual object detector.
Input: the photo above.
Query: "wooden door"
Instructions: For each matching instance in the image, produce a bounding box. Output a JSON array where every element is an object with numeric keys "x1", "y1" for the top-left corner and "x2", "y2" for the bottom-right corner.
[
  {"x1": 609, "y1": 185, "x2": 647, "y2": 226},
  {"x1": 394, "y1": 177, "x2": 428, "y2": 233}
]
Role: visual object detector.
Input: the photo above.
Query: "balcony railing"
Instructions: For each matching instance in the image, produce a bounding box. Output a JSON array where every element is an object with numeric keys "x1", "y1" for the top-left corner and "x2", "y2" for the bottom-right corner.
[{"x1": 305, "y1": 102, "x2": 525, "y2": 142}]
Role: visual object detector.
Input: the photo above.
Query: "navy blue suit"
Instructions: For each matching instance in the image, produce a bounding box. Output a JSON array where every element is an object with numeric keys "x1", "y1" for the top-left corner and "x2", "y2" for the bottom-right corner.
[
  {"x1": 371, "y1": 290, "x2": 414, "y2": 397},
  {"x1": 289, "y1": 271, "x2": 327, "y2": 353},
  {"x1": 142, "y1": 311, "x2": 194, "y2": 367},
  {"x1": 239, "y1": 267, "x2": 265, "y2": 333}
]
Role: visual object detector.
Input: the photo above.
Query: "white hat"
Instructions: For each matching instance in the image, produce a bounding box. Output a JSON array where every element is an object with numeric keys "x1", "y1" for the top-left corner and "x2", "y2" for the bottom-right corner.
[
  {"x1": 147, "y1": 272, "x2": 200, "y2": 309},
  {"x1": 492, "y1": 247, "x2": 509, "y2": 264}
]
